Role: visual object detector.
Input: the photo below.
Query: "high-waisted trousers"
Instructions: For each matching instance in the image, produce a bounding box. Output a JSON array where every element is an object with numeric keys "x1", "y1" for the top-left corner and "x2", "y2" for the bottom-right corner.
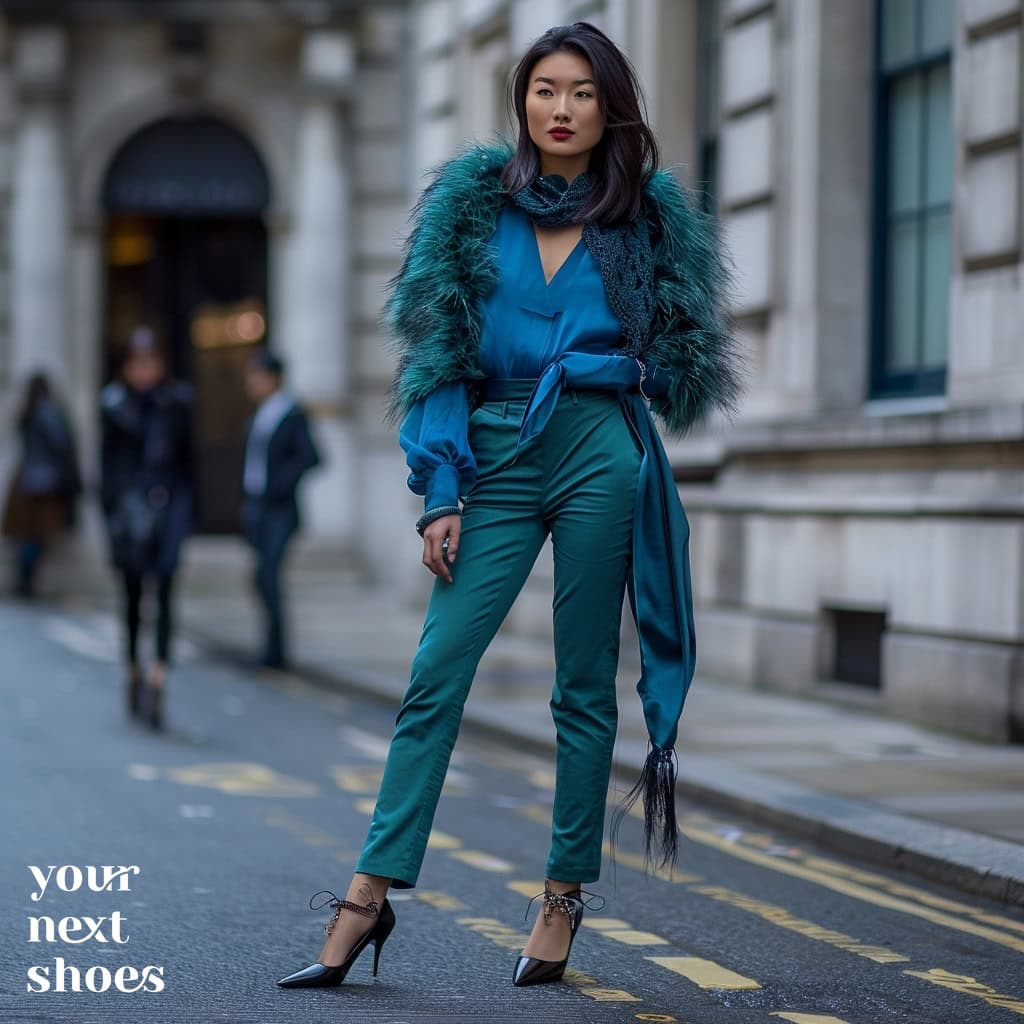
[{"x1": 356, "y1": 387, "x2": 642, "y2": 888}]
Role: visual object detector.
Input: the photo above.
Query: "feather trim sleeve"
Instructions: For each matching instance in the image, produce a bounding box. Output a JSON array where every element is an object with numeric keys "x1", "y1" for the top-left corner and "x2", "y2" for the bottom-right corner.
[
  {"x1": 383, "y1": 143, "x2": 511, "y2": 423},
  {"x1": 642, "y1": 170, "x2": 745, "y2": 436}
]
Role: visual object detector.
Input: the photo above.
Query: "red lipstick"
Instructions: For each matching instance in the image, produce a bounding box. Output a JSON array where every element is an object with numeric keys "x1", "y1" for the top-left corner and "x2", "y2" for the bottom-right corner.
[{"x1": 548, "y1": 127, "x2": 575, "y2": 141}]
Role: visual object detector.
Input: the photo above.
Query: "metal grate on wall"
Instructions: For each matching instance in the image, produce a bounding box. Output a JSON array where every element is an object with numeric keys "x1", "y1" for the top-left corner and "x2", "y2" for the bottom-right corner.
[{"x1": 826, "y1": 607, "x2": 887, "y2": 689}]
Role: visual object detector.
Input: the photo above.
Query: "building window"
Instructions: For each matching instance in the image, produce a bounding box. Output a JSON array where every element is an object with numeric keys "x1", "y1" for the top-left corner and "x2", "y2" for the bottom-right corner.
[
  {"x1": 696, "y1": 0, "x2": 722, "y2": 214},
  {"x1": 871, "y1": 0, "x2": 953, "y2": 399}
]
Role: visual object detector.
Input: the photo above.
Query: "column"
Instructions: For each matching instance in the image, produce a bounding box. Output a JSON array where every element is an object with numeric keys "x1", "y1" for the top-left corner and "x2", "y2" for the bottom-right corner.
[
  {"x1": 9, "y1": 25, "x2": 69, "y2": 388},
  {"x1": 274, "y1": 28, "x2": 357, "y2": 542}
]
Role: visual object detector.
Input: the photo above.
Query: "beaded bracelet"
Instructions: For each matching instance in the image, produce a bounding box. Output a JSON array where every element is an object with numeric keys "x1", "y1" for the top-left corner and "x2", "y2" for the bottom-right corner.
[{"x1": 415, "y1": 505, "x2": 461, "y2": 537}]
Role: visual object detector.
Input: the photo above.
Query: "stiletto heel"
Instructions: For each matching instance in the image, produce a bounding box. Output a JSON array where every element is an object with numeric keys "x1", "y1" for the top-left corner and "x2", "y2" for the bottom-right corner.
[
  {"x1": 371, "y1": 925, "x2": 391, "y2": 977},
  {"x1": 512, "y1": 885, "x2": 604, "y2": 987},
  {"x1": 277, "y1": 891, "x2": 395, "y2": 988}
]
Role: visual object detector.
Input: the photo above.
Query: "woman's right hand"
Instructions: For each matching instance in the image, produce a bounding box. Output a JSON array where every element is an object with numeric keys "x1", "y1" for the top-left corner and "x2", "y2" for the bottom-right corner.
[{"x1": 422, "y1": 515, "x2": 461, "y2": 584}]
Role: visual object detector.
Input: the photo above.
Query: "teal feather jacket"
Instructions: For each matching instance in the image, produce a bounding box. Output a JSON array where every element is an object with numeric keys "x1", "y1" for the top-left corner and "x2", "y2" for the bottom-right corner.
[{"x1": 384, "y1": 141, "x2": 741, "y2": 437}]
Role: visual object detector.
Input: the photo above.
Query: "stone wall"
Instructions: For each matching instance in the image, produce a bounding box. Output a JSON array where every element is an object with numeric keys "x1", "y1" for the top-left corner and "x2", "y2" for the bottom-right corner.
[
  {"x1": 390, "y1": 0, "x2": 1024, "y2": 742},
  {"x1": 949, "y1": 0, "x2": 1024, "y2": 407}
]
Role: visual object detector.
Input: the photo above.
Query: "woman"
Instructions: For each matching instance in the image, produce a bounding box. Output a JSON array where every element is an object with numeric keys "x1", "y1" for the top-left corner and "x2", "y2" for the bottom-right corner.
[
  {"x1": 100, "y1": 327, "x2": 195, "y2": 728},
  {"x1": 278, "y1": 22, "x2": 740, "y2": 990},
  {"x1": 2, "y1": 373, "x2": 80, "y2": 597}
]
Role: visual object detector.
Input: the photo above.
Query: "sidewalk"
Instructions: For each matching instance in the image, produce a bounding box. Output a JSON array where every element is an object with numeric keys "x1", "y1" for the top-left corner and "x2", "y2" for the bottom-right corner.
[{"x1": 175, "y1": 547, "x2": 1024, "y2": 906}]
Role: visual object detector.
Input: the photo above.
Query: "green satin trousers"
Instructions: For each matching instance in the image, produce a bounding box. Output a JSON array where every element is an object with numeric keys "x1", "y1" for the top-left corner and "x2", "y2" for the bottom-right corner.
[{"x1": 356, "y1": 390, "x2": 641, "y2": 888}]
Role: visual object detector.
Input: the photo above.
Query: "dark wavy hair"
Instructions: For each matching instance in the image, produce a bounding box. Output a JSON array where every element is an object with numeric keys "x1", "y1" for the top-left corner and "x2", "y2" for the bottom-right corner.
[
  {"x1": 502, "y1": 22, "x2": 659, "y2": 225},
  {"x1": 17, "y1": 373, "x2": 50, "y2": 432}
]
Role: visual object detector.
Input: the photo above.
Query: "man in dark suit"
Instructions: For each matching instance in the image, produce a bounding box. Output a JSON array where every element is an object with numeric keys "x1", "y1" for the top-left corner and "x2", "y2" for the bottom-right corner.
[{"x1": 241, "y1": 350, "x2": 322, "y2": 669}]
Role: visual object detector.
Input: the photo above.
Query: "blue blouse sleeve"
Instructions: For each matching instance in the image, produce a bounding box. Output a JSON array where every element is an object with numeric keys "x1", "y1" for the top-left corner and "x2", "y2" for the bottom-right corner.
[{"x1": 398, "y1": 381, "x2": 477, "y2": 512}]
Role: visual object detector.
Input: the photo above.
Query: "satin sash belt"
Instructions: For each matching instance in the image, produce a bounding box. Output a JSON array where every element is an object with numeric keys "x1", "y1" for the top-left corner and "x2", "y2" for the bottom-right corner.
[{"x1": 479, "y1": 352, "x2": 696, "y2": 751}]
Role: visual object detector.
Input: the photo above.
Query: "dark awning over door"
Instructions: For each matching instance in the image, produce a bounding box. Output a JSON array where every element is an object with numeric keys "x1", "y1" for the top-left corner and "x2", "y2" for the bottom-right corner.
[{"x1": 103, "y1": 115, "x2": 271, "y2": 216}]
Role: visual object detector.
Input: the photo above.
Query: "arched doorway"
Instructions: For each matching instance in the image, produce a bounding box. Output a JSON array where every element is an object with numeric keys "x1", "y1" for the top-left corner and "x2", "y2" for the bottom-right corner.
[{"x1": 101, "y1": 114, "x2": 271, "y2": 533}]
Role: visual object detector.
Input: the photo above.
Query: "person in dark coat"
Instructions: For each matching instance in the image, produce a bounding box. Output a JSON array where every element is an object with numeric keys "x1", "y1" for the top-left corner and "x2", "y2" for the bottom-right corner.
[
  {"x1": 241, "y1": 350, "x2": 321, "y2": 670},
  {"x1": 2, "y1": 372, "x2": 80, "y2": 597},
  {"x1": 100, "y1": 327, "x2": 195, "y2": 727}
]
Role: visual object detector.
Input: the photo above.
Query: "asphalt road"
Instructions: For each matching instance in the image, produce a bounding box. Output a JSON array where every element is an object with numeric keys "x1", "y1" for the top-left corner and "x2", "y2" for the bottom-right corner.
[{"x1": 2, "y1": 597, "x2": 1023, "y2": 1024}]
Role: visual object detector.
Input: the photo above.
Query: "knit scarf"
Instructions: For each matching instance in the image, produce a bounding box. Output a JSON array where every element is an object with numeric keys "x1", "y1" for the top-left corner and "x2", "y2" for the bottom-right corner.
[{"x1": 509, "y1": 173, "x2": 655, "y2": 356}]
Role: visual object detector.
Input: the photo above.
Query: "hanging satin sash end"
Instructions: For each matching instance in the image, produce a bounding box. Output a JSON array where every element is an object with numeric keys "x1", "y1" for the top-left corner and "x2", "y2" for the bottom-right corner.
[{"x1": 611, "y1": 744, "x2": 679, "y2": 870}]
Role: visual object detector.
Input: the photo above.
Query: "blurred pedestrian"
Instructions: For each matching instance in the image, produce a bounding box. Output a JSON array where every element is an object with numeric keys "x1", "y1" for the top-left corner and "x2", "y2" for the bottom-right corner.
[
  {"x1": 100, "y1": 327, "x2": 195, "y2": 728},
  {"x1": 241, "y1": 350, "x2": 321, "y2": 671},
  {"x1": 2, "y1": 372, "x2": 81, "y2": 598},
  {"x1": 278, "y1": 22, "x2": 740, "y2": 991}
]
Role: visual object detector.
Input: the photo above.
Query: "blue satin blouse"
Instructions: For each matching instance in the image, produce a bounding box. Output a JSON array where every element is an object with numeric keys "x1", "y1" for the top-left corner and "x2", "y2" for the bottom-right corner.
[{"x1": 399, "y1": 204, "x2": 629, "y2": 510}]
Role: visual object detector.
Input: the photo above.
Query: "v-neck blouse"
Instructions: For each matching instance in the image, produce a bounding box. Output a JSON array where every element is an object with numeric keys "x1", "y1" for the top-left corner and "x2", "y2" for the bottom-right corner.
[
  {"x1": 478, "y1": 205, "x2": 621, "y2": 376},
  {"x1": 400, "y1": 205, "x2": 624, "y2": 511}
]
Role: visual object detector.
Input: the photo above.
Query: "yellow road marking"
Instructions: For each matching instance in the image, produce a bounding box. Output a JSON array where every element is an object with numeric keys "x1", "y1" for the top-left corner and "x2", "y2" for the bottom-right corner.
[
  {"x1": 164, "y1": 762, "x2": 317, "y2": 797},
  {"x1": 417, "y1": 890, "x2": 467, "y2": 910},
  {"x1": 905, "y1": 968, "x2": 1024, "y2": 1016},
  {"x1": 447, "y1": 850, "x2": 514, "y2": 873},
  {"x1": 426, "y1": 830, "x2": 462, "y2": 850},
  {"x1": 646, "y1": 955, "x2": 761, "y2": 990},
  {"x1": 519, "y1": 803, "x2": 552, "y2": 826},
  {"x1": 563, "y1": 979, "x2": 643, "y2": 1002},
  {"x1": 612, "y1": 801, "x2": 1024, "y2": 951},
  {"x1": 691, "y1": 885, "x2": 910, "y2": 964},
  {"x1": 635, "y1": 1015, "x2": 679, "y2": 1022},
  {"x1": 330, "y1": 766, "x2": 384, "y2": 793},
  {"x1": 457, "y1": 916, "x2": 532, "y2": 951},
  {"x1": 593, "y1": 928, "x2": 669, "y2": 946},
  {"x1": 799, "y1": 854, "x2": 1024, "y2": 935},
  {"x1": 583, "y1": 918, "x2": 633, "y2": 930},
  {"x1": 528, "y1": 769, "x2": 557, "y2": 788},
  {"x1": 671, "y1": 816, "x2": 1024, "y2": 955},
  {"x1": 507, "y1": 880, "x2": 543, "y2": 898},
  {"x1": 354, "y1": 797, "x2": 376, "y2": 815},
  {"x1": 263, "y1": 807, "x2": 336, "y2": 847},
  {"x1": 741, "y1": 833, "x2": 778, "y2": 848},
  {"x1": 772, "y1": 1015, "x2": 852, "y2": 1024}
]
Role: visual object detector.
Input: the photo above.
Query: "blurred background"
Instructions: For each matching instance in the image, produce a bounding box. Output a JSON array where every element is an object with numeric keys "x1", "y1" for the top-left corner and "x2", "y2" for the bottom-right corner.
[{"x1": 0, "y1": 0, "x2": 1020, "y2": 744}]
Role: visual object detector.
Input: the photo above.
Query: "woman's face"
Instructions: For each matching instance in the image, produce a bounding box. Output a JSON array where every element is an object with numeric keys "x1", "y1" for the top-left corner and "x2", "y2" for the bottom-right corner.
[
  {"x1": 524, "y1": 50, "x2": 604, "y2": 175},
  {"x1": 123, "y1": 351, "x2": 165, "y2": 392}
]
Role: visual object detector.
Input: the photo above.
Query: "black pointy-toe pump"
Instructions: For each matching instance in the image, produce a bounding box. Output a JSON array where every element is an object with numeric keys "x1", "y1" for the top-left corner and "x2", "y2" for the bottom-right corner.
[
  {"x1": 513, "y1": 885, "x2": 604, "y2": 988},
  {"x1": 277, "y1": 891, "x2": 396, "y2": 989}
]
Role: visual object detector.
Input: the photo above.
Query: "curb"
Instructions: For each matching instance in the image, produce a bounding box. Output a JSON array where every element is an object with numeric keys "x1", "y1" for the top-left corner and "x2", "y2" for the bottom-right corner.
[{"x1": 193, "y1": 630, "x2": 1024, "y2": 908}]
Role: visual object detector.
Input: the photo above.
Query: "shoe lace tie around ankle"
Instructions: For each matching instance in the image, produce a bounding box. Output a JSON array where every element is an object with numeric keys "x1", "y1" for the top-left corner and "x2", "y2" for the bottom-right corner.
[
  {"x1": 308, "y1": 890, "x2": 380, "y2": 936},
  {"x1": 525, "y1": 886, "x2": 606, "y2": 927}
]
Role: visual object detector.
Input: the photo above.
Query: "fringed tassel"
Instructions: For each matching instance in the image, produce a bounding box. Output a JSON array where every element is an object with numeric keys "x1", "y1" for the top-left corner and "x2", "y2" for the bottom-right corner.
[{"x1": 610, "y1": 746, "x2": 679, "y2": 871}]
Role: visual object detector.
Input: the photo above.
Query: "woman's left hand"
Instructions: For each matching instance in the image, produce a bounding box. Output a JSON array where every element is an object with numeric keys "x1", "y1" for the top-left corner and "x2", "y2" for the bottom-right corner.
[{"x1": 421, "y1": 514, "x2": 461, "y2": 584}]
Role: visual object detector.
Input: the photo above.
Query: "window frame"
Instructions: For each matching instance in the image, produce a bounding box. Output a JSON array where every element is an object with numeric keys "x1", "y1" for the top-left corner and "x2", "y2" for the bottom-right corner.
[
  {"x1": 696, "y1": 0, "x2": 722, "y2": 215},
  {"x1": 869, "y1": 0, "x2": 953, "y2": 400}
]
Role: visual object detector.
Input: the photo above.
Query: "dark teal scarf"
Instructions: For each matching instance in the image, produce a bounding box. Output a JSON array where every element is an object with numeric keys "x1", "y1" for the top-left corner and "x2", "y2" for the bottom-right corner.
[{"x1": 510, "y1": 173, "x2": 655, "y2": 357}]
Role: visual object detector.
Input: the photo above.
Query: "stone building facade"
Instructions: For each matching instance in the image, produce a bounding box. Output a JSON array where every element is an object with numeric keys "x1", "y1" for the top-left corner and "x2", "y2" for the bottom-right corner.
[
  {"x1": 400, "y1": 0, "x2": 1024, "y2": 743},
  {"x1": 1, "y1": 0, "x2": 1021, "y2": 740},
  {"x1": 0, "y1": 0, "x2": 411, "y2": 563}
]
